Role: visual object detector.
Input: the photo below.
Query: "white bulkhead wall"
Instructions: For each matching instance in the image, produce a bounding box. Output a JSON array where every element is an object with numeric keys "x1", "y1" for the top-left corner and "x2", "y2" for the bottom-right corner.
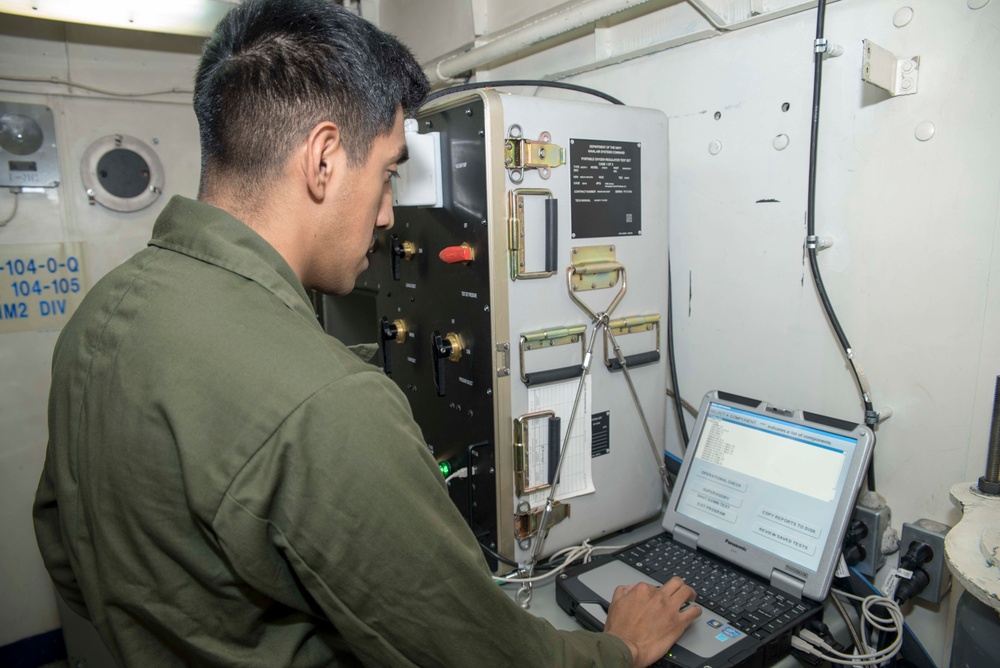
[
  {"x1": 0, "y1": 14, "x2": 201, "y2": 649},
  {"x1": 376, "y1": 0, "x2": 1000, "y2": 664},
  {"x1": 0, "y1": 0, "x2": 997, "y2": 664}
]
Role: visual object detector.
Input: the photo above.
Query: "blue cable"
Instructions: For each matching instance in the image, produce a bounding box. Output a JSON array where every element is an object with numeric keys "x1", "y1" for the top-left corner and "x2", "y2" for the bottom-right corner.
[{"x1": 663, "y1": 450, "x2": 683, "y2": 476}]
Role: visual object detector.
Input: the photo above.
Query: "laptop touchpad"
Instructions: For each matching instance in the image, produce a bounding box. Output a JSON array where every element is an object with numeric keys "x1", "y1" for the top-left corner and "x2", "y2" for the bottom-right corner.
[
  {"x1": 576, "y1": 560, "x2": 748, "y2": 657},
  {"x1": 578, "y1": 560, "x2": 662, "y2": 602}
]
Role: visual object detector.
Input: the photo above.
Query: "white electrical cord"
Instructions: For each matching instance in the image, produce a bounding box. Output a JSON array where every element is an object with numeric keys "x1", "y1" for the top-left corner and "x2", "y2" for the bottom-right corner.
[
  {"x1": 791, "y1": 589, "x2": 903, "y2": 666},
  {"x1": 494, "y1": 540, "x2": 626, "y2": 585},
  {"x1": 444, "y1": 467, "x2": 468, "y2": 484},
  {"x1": 0, "y1": 74, "x2": 193, "y2": 97},
  {"x1": 0, "y1": 190, "x2": 18, "y2": 227}
]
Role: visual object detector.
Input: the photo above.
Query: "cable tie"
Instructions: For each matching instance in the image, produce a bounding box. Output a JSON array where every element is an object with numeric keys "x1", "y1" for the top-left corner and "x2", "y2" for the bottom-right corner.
[{"x1": 814, "y1": 38, "x2": 829, "y2": 53}]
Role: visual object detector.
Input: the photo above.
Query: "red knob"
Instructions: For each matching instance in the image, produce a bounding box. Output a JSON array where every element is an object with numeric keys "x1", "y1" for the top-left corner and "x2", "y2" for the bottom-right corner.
[{"x1": 439, "y1": 244, "x2": 474, "y2": 264}]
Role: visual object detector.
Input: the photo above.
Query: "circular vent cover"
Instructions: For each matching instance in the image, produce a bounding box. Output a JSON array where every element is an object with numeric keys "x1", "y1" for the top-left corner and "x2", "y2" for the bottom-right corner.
[{"x1": 81, "y1": 134, "x2": 164, "y2": 212}]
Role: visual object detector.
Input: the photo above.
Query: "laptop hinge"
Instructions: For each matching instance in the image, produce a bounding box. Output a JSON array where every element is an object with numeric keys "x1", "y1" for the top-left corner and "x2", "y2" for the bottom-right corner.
[
  {"x1": 770, "y1": 569, "x2": 806, "y2": 599},
  {"x1": 672, "y1": 525, "x2": 699, "y2": 550}
]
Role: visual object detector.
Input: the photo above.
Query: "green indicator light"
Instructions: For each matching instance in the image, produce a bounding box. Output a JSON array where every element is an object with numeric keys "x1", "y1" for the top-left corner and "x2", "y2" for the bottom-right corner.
[{"x1": 439, "y1": 461, "x2": 452, "y2": 477}]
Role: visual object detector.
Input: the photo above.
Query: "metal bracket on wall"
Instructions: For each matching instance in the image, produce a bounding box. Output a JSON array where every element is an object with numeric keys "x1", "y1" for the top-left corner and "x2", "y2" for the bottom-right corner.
[{"x1": 862, "y1": 39, "x2": 919, "y2": 97}]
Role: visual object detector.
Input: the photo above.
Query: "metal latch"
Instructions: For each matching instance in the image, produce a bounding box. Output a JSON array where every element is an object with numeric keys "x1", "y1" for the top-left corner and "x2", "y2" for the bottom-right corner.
[
  {"x1": 514, "y1": 501, "x2": 570, "y2": 540},
  {"x1": 504, "y1": 124, "x2": 565, "y2": 183}
]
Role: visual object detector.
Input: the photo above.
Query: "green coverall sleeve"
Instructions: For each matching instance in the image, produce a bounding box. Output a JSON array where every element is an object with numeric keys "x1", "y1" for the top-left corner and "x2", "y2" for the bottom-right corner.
[
  {"x1": 33, "y1": 442, "x2": 90, "y2": 620},
  {"x1": 212, "y1": 370, "x2": 633, "y2": 667}
]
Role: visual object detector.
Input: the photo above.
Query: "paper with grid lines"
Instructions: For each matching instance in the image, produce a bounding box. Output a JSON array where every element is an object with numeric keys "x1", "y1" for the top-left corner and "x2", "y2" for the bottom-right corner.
[{"x1": 525, "y1": 376, "x2": 595, "y2": 508}]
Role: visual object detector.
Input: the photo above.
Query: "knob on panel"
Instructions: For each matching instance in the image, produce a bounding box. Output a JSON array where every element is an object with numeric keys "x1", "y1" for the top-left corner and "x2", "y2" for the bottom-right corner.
[
  {"x1": 432, "y1": 330, "x2": 464, "y2": 396},
  {"x1": 439, "y1": 244, "x2": 474, "y2": 264}
]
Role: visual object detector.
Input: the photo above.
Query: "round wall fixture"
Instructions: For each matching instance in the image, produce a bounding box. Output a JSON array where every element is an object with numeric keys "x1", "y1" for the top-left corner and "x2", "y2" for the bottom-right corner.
[
  {"x1": 1, "y1": 113, "x2": 44, "y2": 155},
  {"x1": 81, "y1": 134, "x2": 164, "y2": 212}
]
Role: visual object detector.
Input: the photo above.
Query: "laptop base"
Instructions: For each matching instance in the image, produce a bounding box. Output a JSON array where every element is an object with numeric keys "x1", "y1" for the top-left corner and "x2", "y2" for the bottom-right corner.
[{"x1": 556, "y1": 534, "x2": 823, "y2": 668}]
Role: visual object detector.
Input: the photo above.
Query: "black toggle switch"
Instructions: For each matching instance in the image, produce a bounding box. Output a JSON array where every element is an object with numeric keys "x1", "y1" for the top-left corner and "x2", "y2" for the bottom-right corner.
[
  {"x1": 380, "y1": 317, "x2": 407, "y2": 375},
  {"x1": 432, "y1": 330, "x2": 463, "y2": 396},
  {"x1": 390, "y1": 235, "x2": 416, "y2": 281}
]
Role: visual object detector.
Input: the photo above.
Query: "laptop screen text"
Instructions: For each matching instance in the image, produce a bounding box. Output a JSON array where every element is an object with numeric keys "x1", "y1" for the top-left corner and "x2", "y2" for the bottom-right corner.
[{"x1": 677, "y1": 403, "x2": 858, "y2": 573}]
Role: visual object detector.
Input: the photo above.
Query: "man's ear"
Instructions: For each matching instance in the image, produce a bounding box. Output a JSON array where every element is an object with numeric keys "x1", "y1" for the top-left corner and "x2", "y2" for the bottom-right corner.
[{"x1": 303, "y1": 121, "x2": 343, "y2": 201}]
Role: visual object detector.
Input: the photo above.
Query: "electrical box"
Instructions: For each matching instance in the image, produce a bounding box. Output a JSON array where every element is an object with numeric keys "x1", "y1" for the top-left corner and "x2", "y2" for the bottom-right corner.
[
  {"x1": 0, "y1": 101, "x2": 60, "y2": 188},
  {"x1": 324, "y1": 91, "x2": 669, "y2": 568},
  {"x1": 900, "y1": 519, "x2": 951, "y2": 604}
]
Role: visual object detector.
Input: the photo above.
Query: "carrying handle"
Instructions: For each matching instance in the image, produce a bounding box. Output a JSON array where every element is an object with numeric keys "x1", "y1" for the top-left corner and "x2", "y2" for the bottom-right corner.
[
  {"x1": 508, "y1": 188, "x2": 557, "y2": 280},
  {"x1": 519, "y1": 326, "x2": 587, "y2": 387}
]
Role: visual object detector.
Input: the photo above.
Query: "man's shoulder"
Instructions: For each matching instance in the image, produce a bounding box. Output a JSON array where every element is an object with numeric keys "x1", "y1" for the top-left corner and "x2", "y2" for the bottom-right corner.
[{"x1": 62, "y1": 242, "x2": 378, "y2": 404}]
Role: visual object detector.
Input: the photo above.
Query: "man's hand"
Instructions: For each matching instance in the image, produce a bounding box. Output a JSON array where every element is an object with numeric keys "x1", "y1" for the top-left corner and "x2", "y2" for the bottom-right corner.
[{"x1": 603, "y1": 576, "x2": 701, "y2": 668}]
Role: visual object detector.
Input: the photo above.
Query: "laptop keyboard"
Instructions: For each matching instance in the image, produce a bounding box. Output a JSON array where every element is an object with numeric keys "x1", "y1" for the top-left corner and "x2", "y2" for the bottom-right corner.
[{"x1": 618, "y1": 535, "x2": 811, "y2": 640}]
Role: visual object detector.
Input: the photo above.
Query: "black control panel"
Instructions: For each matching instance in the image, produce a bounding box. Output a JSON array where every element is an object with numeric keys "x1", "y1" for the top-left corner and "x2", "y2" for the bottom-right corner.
[{"x1": 321, "y1": 97, "x2": 500, "y2": 560}]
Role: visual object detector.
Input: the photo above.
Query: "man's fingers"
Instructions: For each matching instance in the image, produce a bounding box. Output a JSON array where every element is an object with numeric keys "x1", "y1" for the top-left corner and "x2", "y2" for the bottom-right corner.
[
  {"x1": 680, "y1": 601, "x2": 702, "y2": 621},
  {"x1": 678, "y1": 583, "x2": 697, "y2": 603},
  {"x1": 656, "y1": 578, "x2": 696, "y2": 605},
  {"x1": 612, "y1": 583, "x2": 638, "y2": 600},
  {"x1": 658, "y1": 576, "x2": 686, "y2": 596},
  {"x1": 603, "y1": 578, "x2": 703, "y2": 668}
]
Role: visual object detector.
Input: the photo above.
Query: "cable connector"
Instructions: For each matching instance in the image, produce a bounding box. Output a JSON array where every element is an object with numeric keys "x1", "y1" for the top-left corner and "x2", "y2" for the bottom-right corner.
[
  {"x1": 805, "y1": 234, "x2": 819, "y2": 249},
  {"x1": 814, "y1": 38, "x2": 828, "y2": 53},
  {"x1": 790, "y1": 636, "x2": 825, "y2": 664},
  {"x1": 893, "y1": 539, "x2": 934, "y2": 604},
  {"x1": 807, "y1": 620, "x2": 846, "y2": 653},
  {"x1": 798, "y1": 629, "x2": 833, "y2": 651},
  {"x1": 841, "y1": 519, "x2": 869, "y2": 567},
  {"x1": 864, "y1": 409, "x2": 880, "y2": 426}
]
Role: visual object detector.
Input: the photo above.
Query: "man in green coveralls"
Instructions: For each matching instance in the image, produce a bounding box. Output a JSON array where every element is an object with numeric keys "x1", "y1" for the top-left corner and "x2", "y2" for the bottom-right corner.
[{"x1": 33, "y1": 0, "x2": 700, "y2": 665}]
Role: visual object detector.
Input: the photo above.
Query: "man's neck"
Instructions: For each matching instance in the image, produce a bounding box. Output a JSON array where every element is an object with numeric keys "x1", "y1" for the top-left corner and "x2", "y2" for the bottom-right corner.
[{"x1": 200, "y1": 188, "x2": 312, "y2": 288}]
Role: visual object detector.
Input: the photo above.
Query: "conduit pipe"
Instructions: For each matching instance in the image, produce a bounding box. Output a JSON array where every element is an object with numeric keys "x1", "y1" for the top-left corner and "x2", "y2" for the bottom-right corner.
[{"x1": 424, "y1": 0, "x2": 658, "y2": 84}]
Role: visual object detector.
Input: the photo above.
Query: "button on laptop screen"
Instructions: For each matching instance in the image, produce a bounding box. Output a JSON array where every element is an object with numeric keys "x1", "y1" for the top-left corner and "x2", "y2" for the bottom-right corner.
[{"x1": 677, "y1": 403, "x2": 857, "y2": 572}]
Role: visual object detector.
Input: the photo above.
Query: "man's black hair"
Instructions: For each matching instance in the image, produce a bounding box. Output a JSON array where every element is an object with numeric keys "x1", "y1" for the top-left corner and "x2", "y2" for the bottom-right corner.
[{"x1": 194, "y1": 0, "x2": 429, "y2": 198}]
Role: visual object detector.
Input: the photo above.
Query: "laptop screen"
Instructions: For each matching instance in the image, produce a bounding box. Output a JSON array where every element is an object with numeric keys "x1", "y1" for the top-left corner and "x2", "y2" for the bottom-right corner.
[{"x1": 675, "y1": 402, "x2": 859, "y2": 573}]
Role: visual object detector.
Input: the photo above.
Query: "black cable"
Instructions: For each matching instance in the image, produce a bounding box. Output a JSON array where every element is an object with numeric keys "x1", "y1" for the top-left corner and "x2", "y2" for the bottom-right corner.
[
  {"x1": 479, "y1": 542, "x2": 557, "y2": 571},
  {"x1": 866, "y1": 432, "x2": 877, "y2": 491},
  {"x1": 804, "y1": 0, "x2": 876, "y2": 490},
  {"x1": 667, "y1": 256, "x2": 689, "y2": 450},
  {"x1": 480, "y1": 541, "x2": 519, "y2": 568},
  {"x1": 423, "y1": 79, "x2": 625, "y2": 107}
]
